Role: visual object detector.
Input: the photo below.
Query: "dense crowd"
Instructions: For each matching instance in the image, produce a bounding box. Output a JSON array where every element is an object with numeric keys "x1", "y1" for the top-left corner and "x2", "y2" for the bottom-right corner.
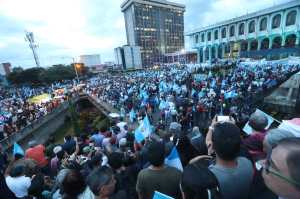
[
  {"x1": 0, "y1": 82, "x2": 78, "y2": 140},
  {"x1": 1, "y1": 62, "x2": 300, "y2": 199}
]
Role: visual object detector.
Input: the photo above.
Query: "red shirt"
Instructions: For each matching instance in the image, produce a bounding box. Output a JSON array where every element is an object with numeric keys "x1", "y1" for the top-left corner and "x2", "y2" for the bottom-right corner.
[{"x1": 25, "y1": 144, "x2": 48, "y2": 167}]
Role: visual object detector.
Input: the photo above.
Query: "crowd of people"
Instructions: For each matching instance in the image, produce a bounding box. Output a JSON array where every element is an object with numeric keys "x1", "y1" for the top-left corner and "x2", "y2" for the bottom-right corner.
[
  {"x1": 1, "y1": 62, "x2": 300, "y2": 199},
  {"x1": 0, "y1": 86, "x2": 70, "y2": 141}
]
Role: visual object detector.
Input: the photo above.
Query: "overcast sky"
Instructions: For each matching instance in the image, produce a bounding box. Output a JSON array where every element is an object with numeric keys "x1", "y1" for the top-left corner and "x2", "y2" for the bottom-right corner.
[{"x1": 0, "y1": 0, "x2": 291, "y2": 68}]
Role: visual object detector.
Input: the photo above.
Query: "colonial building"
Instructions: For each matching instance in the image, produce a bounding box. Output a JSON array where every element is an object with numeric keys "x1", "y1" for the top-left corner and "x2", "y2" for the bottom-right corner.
[{"x1": 187, "y1": 0, "x2": 300, "y2": 63}]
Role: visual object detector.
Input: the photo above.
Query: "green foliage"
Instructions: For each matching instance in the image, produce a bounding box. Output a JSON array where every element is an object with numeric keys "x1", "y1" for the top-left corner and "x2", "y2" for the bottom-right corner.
[
  {"x1": 39, "y1": 65, "x2": 76, "y2": 83},
  {"x1": 7, "y1": 65, "x2": 76, "y2": 85},
  {"x1": 68, "y1": 100, "x2": 81, "y2": 136}
]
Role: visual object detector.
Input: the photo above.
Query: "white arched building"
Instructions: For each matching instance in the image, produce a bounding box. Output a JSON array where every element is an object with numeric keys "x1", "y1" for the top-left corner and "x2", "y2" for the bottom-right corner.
[{"x1": 187, "y1": 0, "x2": 300, "y2": 63}]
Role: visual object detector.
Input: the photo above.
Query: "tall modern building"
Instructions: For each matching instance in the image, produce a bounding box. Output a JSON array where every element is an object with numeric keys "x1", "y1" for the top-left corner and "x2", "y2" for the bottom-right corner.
[
  {"x1": 121, "y1": 0, "x2": 185, "y2": 67},
  {"x1": 187, "y1": 0, "x2": 300, "y2": 63},
  {"x1": 114, "y1": 45, "x2": 142, "y2": 69}
]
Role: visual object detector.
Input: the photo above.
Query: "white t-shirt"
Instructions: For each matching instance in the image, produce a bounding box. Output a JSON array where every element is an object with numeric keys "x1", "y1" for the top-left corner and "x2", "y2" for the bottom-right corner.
[{"x1": 5, "y1": 175, "x2": 31, "y2": 198}]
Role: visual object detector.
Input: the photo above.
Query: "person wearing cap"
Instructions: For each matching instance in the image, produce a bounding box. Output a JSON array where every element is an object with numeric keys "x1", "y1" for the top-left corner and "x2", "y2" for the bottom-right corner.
[
  {"x1": 50, "y1": 146, "x2": 65, "y2": 177},
  {"x1": 25, "y1": 140, "x2": 48, "y2": 169},
  {"x1": 243, "y1": 111, "x2": 268, "y2": 161}
]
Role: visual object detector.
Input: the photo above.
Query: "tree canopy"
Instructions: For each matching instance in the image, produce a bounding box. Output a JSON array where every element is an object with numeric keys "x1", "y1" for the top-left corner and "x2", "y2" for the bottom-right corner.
[{"x1": 7, "y1": 65, "x2": 79, "y2": 85}]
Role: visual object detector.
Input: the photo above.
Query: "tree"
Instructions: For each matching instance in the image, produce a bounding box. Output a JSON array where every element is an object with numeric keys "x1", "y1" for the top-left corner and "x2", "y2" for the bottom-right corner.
[{"x1": 7, "y1": 65, "x2": 76, "y2": 85}]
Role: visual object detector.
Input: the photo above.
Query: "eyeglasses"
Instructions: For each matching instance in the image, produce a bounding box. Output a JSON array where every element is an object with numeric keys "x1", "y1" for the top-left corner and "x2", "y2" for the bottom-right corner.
[{"x1": 259, "y1": 150, "x2": 300, "y2": 187}]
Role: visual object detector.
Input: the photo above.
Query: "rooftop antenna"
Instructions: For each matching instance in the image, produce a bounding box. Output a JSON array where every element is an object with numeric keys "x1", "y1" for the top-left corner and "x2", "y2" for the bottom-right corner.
[{"x1": 25, "y1": 31, "x2": 41, "y2": 67}]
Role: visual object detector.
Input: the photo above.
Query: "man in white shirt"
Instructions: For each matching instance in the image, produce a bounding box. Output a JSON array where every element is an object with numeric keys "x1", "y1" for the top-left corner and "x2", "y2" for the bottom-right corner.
[{"x1": 5, "y1": 165, "x2": 31, "y2": 198}]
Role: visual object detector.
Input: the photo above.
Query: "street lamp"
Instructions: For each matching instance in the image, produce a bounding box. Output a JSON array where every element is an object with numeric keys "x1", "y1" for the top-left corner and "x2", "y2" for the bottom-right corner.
[
  {"x1": 72, "y1": 58, "x2": 80, "y2": 83},
  {"x1": 180, "y1": 49, "x2": 186, "y2": 64}
]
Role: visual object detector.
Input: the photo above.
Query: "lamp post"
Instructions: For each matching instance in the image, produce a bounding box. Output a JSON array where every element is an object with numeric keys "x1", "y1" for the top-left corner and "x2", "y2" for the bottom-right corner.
[
  {"x1": 180, "y1": 49, "x2": 186, "y2": 64},
  {"x1": 72, "y1": 58, "x2": 79, "y2": 83}
]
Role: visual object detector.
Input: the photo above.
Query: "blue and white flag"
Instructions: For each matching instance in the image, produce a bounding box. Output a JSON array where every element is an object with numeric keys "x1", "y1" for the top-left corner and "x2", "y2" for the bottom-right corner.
[
  {"x1": 13, "y1": 142, "x2": 24, "y2": 156},
  {"x1": 129, "y1": 109, "x2": 136, "y2": 122},
  {"x1": 191, "y1": 89, "x2": 196, "y2": 97},
  {"x1": 224, "y1": 90, "x2": 238, "y2": 99},
  {"x1": 159, "y1": 100, "x2": 167, "y2": 110},
  {"x1": 153, "y1": 191, "x2": 175, "y2": 199},
  {"x1": 135, "y1": 115, "x2": 153, "y2": 143},
  {"x1": 165, "y1": 146, "x2": 183, "y2": 171}
]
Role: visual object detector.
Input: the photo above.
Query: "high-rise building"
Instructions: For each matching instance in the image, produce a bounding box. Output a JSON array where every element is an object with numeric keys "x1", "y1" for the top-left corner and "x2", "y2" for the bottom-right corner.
[
  {"x1": 114, "y1": 45, "x2": 142, "y2": 69},
  {"x1": 121, "y1": 0, "x2": 185, "y2": 67}
]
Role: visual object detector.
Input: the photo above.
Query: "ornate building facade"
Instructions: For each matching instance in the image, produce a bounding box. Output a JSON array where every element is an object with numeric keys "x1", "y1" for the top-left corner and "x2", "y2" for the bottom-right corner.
[{"x1": 187, "y1": 0, "x2": 300, "y2": 63}]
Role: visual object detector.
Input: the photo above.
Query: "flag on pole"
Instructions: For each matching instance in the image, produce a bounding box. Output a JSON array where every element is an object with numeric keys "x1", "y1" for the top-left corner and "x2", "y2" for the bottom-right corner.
[
  {"x1": 134, "y1": 115, "x2": 153, "y2": 143},
  {"x1": 153, "y1": 191, "x2": 175, "y2": 199},
  {"x1": 165, "y1": 146, "x2": 183, "y2": 171},
  {"x1": 159, "y1": 100, "x2": 167, "y2": 110},
  {"x1": 13, "y1": 142, "x2": 24, "y2": 156},
  {"x1": 191, "y1": 89, "x2": 196, "y2": 97},
  {"x1": 224, "y1": 90, "x2": 238, "y2": 99},
  {"x1": 129, "y1": 109, "x2": 136, "y2": 122}
]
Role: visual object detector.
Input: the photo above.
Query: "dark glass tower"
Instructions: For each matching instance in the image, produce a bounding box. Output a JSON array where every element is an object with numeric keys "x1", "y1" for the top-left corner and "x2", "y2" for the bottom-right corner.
[{"x1": 121, "y1": 0, "x2": 185, "y2": 67}]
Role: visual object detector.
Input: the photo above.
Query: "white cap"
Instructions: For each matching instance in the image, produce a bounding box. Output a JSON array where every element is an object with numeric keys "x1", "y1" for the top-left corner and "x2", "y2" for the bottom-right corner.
[{"x1": 53, "y1": 146, "x2": 63, "y2": 154}]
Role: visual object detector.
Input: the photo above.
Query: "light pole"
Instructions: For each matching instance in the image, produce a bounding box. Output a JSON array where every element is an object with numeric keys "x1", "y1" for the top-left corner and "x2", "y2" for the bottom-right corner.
[
  {"x1": 180, "y1": 49, "x2": 186, "y2": 64},
  {"x1": 72, "y1": 58, "x2": 80, "y2": 83}
]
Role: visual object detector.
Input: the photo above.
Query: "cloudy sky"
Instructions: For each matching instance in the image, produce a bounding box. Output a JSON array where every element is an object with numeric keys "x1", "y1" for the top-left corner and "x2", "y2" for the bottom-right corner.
[{"x1": 0, "y1": 0, "x2": 291, "y2": 68}]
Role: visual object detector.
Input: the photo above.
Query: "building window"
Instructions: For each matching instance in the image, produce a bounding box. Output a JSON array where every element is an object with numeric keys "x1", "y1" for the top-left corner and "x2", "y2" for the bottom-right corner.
[
  {"x1": 238, "y1": 23, "x2": 245, "y2": 35},
  {"x1": 208, "y1": 32, "x2": 211, "y2": 41},
  {"x1": 260, "y1": 17, "x2": 267, "y2": 31},
  {"x1": 229, "y1": 25, "x2": 235, "y2": 37},
  {"x1": 201, "y1": 34, "x2": 204, "y2": 42},
  {"x1": 214, "y1": 30, "x2": 218, "y2": 40},
  {"x1": 272, "y1": 14, "x2": 281, "y2": 29},
  {"x1": 221, "y1": 28, "x2": 226, "y2": 38},
  {"x1": 195, "y1": 35, "x2": 199, "y2": 43},
  {"x1": 286, "y1": 10, "x2": 297, "y2": 26},
  {"x1": 248, "y1": 20, "x2": 255, "y2": 33}
]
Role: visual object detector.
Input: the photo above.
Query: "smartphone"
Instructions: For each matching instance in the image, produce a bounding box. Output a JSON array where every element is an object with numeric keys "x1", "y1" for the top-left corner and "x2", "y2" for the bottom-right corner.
[{"x1": 217, "y1": 116, "x2": 230, "y2": 122}]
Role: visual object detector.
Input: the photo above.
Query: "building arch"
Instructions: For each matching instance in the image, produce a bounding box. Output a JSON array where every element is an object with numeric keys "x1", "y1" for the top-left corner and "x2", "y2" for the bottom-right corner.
[
  {"x1": 238, "y1": 23, "x2": 245, "y2": 35},
  {"x1": 214, "y1": 30, "x2": 219, "y2": 40},
  {"x1": 286, "y1": 10, "x2": 297, "y2": 26},
  {"x1": 250, "y1": 40, "x2": 258, "y2": 50},
  {"x1": 272, "y1": 36, "x2": 282, "y2": 49},
  {"x1": 207, "y1": 32, "x2": 212, "y2": 41},
  {"x1": 221, "y1": 27, "x2": 227, "y2": 38},
  {"x1": 248, "y1": 20, "x2": 255, "y2": 33},
  {"x1": 285, "y1": 34, "x2": 296, "y2": 47},
  {"x1": 229, "y1": 25, "x2": 235, "y2": 37},
  {"x1": 211, "y1": 46, "x2": 216, "y2": 59},
  {"x1": 218, "y1": 45, "x2": 223, "y2": 59},
  {"x1": 272, "y1": 14, "x2": 281, "y2": 29},
  {"x1": 241, "y1": 40, "x2": 248, "y2": 51},
  {"x1": 259, "y1": 17, "x2": 268, "y2": 31},
  {"x1": 201, "y1": 33, "x2": 205, "y2": 42},
  {"x1": 261, "y1": 38, "x2": 270, "y2": 50}
]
